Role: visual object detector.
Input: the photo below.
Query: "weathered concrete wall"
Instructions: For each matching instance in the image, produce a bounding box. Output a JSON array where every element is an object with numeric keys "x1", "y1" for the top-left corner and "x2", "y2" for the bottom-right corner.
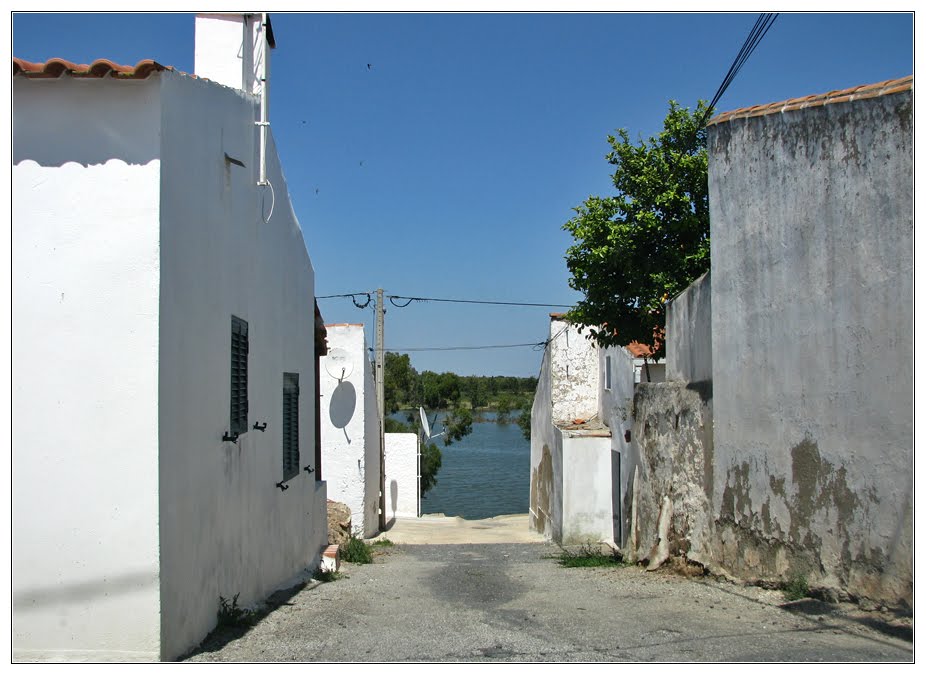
[
  {"x1": 529, "y1": 335, "x2": 562, "y2": 542},
  {"x1": 708, "y1": 86, "x2": 912, "y2": 606},
  {"x1": 666, "y1": 271, "x2": 711, "y2": 384},
  {"x1": 629, "y1": 382, "x2": 714, "y2": 567}
]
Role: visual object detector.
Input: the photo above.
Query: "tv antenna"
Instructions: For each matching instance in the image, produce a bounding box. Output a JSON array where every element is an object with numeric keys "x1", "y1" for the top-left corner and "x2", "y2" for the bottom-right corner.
[
  {"x1": 419, "y1": 406, "x2": 444, "y2": 442},
  {"x1": 325, "y1": 348, "x2": 354, "y2": 381}
]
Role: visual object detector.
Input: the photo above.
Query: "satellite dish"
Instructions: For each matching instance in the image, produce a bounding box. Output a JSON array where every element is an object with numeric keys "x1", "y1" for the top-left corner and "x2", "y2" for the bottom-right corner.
[
  {"x1": 419, "y1": 406, "x2": 431, "y2": 440},
  {"x1": 325, "y1": 348, "x2": 354, "y2": 381}
]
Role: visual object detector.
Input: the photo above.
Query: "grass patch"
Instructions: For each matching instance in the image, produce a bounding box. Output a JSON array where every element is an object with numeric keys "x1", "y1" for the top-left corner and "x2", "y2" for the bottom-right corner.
[
  {"x1": 782, "y1": 573, "x2": 810, "y2": 601},
  {"x1": 341, "y1": 536, "x2": 374, "y2": 564},
  {"x1": 371, "y1": 538, "x2": 394, "y2": 548},
  {"x1": 217, "y1": 593, "x2": 256, "y2": 627},
  {"x1": 555, "y1": 542, "x2": 628, "y2": 568}
]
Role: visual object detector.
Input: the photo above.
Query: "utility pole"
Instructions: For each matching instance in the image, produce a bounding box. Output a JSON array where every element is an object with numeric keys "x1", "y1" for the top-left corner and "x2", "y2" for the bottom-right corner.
[{"x1": 375, "y1": 288, "x2": 386, "y2": 531}]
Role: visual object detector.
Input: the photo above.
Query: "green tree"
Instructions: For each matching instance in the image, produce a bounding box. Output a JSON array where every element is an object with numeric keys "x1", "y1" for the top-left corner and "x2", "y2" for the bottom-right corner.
[
  {"x1": 563, "y1": 100, "x2": 711, "y2": 360},
  {"x1": 384, "y1": 352, "x2": 418, "y2": 414},
  {"x1": 495, "y1": 393, "x2": 513, "y2": 424}
]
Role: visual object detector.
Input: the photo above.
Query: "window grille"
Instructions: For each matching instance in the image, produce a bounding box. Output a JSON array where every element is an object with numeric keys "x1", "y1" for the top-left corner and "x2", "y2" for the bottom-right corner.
[
  {"x1": 282, "y1": 372, "x2": 300, "y2": 481},
  {"x1": 230, "y1": 316, "x2": 249, "y2": 436}
]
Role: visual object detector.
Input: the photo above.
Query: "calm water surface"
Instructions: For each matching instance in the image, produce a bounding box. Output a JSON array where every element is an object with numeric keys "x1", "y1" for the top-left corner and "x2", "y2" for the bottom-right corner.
[{"x1": 392, "y1": 411, "x2": 530, "y2": 520}]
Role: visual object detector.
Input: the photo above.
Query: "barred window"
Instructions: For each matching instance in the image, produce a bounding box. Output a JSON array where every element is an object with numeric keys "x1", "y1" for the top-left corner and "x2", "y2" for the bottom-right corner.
[
  {"x1": 282, "y1": 372, "x2": 300, "y2": 481},
  {"x1": 230, "y1": 316, "x2": 249, "y2": 436}
]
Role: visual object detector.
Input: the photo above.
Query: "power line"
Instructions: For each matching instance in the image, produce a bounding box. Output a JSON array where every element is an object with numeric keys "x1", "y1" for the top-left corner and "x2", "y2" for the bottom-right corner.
[
  {"x1": 318, "y1": 291, "x2": 573, "y2": 309},
  {"x1": 702, "y1": 13, "x2": 780, "y2": 124},
  {"x1": 387, "y1": 294, "x2": 573, "y2": 309},
  {"x1": 381, "y1": 341, "x2": 547, "y2": 352}
]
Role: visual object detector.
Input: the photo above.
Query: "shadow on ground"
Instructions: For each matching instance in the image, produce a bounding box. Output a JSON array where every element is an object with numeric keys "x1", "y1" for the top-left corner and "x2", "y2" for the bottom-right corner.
[{"x1": 181, "y1": 581, "x2": 309, "y2": 659}]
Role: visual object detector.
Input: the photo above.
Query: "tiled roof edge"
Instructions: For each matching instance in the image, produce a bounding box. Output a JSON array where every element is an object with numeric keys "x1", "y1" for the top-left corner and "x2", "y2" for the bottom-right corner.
[
  {"x1": 13, "y1": 57, "x2": 171, "y2": 79},
  {"x1": 708, "y1": 75, "x2": 913, "y2": 127}
]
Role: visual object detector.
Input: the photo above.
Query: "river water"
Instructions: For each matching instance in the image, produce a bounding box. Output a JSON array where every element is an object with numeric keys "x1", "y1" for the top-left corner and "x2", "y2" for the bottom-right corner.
[{"x1": 392, "y1": 411, "x2": 531, "y2": 520}]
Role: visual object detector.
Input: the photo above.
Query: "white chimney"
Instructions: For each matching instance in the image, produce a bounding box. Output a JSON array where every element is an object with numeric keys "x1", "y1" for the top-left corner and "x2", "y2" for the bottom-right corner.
[{"x1": 194, "y1": 13, "x2": 274, "y2": 95}]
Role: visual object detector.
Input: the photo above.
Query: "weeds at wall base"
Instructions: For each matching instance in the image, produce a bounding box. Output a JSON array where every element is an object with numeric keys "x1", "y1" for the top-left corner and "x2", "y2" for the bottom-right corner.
[
  {"x1": 554, "y1": 542, "x2": 630, "y2": 568},
  {"x1": 217, "y1": 593, "x2": 256, "y2": 627},
  {"x1": 312, "y1": 569, "x2": 344, "y2": 583}
]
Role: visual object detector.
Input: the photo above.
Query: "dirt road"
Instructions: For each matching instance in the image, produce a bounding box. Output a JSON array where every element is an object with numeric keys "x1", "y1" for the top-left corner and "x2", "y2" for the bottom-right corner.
[{"x1": 184, "y1": 529, "x2": 911, "y2": 662}]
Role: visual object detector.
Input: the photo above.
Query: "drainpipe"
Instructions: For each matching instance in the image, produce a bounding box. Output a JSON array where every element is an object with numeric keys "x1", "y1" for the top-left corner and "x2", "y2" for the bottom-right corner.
[{"x1": 257, "y1": 12, "x2": 270, "y2": 186}]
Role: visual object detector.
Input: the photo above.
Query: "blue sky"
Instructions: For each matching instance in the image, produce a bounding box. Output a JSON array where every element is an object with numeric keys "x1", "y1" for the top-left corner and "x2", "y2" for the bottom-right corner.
[{"x1": 12, "y1": 11, "x2": 914, "y2": 377}]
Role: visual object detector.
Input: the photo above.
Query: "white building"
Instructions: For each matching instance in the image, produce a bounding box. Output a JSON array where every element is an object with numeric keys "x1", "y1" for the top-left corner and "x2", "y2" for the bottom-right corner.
[
  {"x1": 529, "y1": 316, "x2": 636, "y2": 546},
  {"x1": 13, "y1": 14, "x2": 329, "y2": 661},
  {"x1": 319, "y1": 324, "x2": 381, "y2": 538}
]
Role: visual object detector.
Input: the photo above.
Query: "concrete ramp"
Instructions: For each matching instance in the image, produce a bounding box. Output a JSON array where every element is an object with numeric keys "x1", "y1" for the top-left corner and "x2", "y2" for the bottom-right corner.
[{"x1": 372, "y1": 514, "x2": 547, "y2": 545}]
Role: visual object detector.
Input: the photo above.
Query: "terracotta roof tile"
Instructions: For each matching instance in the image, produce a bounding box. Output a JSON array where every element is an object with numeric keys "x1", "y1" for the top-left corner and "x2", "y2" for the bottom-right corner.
[
  {"x1": 13, "y1": 57, "x2": 170, "y2": 79},
  {"x1": 625, "y1": 341, "x2": 654, "y2": 358},
  {"x1": 708, "y1": 75, "x2": 912, "y2": 126}
]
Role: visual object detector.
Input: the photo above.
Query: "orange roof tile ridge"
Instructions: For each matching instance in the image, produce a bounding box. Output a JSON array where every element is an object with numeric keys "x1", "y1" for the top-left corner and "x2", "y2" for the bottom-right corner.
[
  {"x1": 708, "y1": 74, "x2": 912, "y2": 126},
  {"x1": 13, "y1": 57, "x2": 171, "y2": 79}
]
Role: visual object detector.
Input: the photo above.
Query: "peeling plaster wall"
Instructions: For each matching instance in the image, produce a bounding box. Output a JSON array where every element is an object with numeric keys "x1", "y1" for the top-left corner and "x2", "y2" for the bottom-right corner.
[
  {"x1": 529, "y1": 322, "x2": 562, "y2": 541},
  {"x1": 549, "y1": 319, "x2": 599, "y2": 424},
  {"x1": 320, "y1": 324, "x2": 380, "y2": 538},
  {"x1": 708, "y1": 89, "x2": 912, "y2": 606},
  {"x1": 629, "y1": 382, "x2": 714, "y2": 565}
]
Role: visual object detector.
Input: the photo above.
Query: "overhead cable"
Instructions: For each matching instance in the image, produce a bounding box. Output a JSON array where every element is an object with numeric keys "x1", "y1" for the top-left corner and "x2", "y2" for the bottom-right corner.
[
  {"x1": 702, "y1": 12, "x2": 780, "y2": 125},
  {"x1": 386, "y1": 294, "x2": 573, "y2": 309},
  {"x1": 384, "y1": 341, "x2": 547, "y2": 352}
]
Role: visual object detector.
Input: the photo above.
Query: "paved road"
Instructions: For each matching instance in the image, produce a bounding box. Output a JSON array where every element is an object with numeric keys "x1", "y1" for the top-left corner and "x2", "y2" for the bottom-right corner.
[{"x1": 184, "y1": 541, "x2": 912, "y2": 662}]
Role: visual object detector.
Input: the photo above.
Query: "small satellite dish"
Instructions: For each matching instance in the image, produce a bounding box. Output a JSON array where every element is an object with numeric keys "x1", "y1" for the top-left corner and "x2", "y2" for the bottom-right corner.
[
  {"x1": 325, "y1": 348, "x2": 354, "y2": 381},
  {"x1": 419, "y1": 406, "x2": 431, "y2": 440}
]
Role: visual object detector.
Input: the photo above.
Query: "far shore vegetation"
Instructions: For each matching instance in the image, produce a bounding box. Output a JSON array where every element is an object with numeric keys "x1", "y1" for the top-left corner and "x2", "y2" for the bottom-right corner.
[{"x1": 384, "y1": 352, "x2": 536, "y2": 494}]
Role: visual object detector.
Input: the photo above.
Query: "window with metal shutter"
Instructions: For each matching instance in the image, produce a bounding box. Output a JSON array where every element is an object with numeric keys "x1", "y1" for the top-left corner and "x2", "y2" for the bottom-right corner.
[
  {"x1": 230, "y1": 316, "x2": 249, "y2": 436},
  {"x1": 282, "y1": 372, "x2": 300, "y2": 481}
]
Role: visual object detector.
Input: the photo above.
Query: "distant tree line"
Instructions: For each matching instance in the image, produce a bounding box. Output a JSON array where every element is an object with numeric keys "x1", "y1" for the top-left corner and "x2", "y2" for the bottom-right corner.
[
  {"x1": 382, "y1": 353, "x2": 535, "y2": 495},
  {"x1": 384, "y1": 352, "x2": 537, "y2": 414}
]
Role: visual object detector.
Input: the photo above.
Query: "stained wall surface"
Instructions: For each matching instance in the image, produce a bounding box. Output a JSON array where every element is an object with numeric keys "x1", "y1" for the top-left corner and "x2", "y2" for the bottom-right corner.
[{"x1": 707, "y1": 87, "x2": 913, "y2": 606}]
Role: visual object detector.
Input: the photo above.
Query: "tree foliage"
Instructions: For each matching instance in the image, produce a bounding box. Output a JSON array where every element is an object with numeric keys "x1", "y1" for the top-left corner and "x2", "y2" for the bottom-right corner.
[{"x1": 563, "y1": 100, "x2": 711, "y2": 360}]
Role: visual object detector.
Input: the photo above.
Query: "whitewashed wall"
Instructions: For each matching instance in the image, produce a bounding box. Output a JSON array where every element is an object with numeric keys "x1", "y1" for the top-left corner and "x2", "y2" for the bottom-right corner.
[
  {"x1": 12, "y1": 77, "x2": 163, "y2": 662},
  {"x1": 561, "y1": 432, "x2": 615, "y2": 545},
  {"x1": 156, "y1": 70, "x2": 327, "y2": 660},
  {"x1": 384, "y1": 433, "x2": 418, "y2": 520},
  {"x1": 320, "y1": 324, "x2": 380, "y2": 537}
]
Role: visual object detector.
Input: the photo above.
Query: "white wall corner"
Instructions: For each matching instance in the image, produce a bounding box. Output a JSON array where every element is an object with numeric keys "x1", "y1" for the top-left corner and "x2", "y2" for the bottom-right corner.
[{"x1": 194, "y1": 13, "x2": 271, "y2": 95}]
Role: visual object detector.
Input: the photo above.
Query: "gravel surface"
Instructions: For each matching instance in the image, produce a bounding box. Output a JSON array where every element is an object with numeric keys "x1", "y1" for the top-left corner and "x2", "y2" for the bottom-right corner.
[{"x1": 183, "y1": 542, "x2": 912, "y2": 662}]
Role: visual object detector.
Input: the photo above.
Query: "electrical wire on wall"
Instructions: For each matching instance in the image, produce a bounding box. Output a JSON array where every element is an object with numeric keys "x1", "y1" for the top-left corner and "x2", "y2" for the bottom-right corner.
[{"x1": 260, "y1": 180, "x2": 275, "y2": 223}]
